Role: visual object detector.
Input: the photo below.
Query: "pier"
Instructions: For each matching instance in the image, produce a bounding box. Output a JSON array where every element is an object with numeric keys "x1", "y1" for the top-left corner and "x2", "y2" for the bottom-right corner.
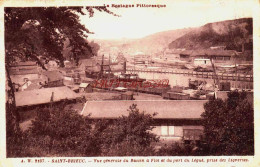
[{"x1": 126, "y1": 68, "x2": 253, "y2": 82}]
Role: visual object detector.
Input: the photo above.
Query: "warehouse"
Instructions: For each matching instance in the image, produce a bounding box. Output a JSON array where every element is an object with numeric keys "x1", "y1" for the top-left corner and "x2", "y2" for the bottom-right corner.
[{"x1": 81, "y1": 100, "x2": 207, "y2": 143}]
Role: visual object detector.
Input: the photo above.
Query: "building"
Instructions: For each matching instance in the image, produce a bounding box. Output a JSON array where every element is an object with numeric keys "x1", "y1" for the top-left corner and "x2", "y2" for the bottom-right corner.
[
  {"x1": 133, "y1": 52, "x2": 150, "y2": 65},
  {"x1": 162, "y1": 92, "x2": 190, "y2": 100},
  {"x1": 79, "y1": 83, "x2": 93, "y2": 93},
  {"x1": 15, "y1": 86, "x2": 81, "y2": 108},
  {"x1": 120, "y1": 91, "x2": 134, "y2": 100},
  {"x1": 20, "y1": 79, "x2": 43, "y2": 91},
  {"x1": 80, "y1": 100, "x2": 207, "y2": 143},
  {"x1": 163, "y1": 49, "x2": 183, "y2": 61},
  {"x1": 9, "y1": 61, "x2": 41, "y2": 84},
  {"x1": 193, "y1": 58, "x2": 211, "y2": 67},
  {"x1": 178, "y1": 49, "x2": 238, "y2": 64},
  {"x1": 60, "y1": 68, "x2": 84, "y2": 85},
  {"x1": 9, "y1": 61, "x2": 48, "y2": 91},
  {"x1": 191, "y1": 50, "x2": 238, "y2": 63},
  {"x1": 179, "y1": 50, "x2": 194, "y2": 62},
  {"x1": 42, "y1": 70, "x2": 64, "y2": 87}
]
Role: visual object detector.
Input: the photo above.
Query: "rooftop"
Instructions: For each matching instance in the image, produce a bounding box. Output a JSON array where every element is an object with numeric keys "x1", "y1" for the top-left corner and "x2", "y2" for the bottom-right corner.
[
  {"x1": 79, "y1": 83, "x2": 90, "y2": 88},
  {"x1": 10, "y1": 61, "x2": 37, "y2": 67},
  {"x1": 180, "y1": 49, "x2": 237, "y2": 57},
  {"x1": 81, "y1": 100, "x2": 207, "y2": 119},
  {"x1": 15, "y1": 86, "x2": 81, "y2": 107},
  {"x1": 42, "y1": 70, "x2": 63, "y2": 81},
  {"x1": 10, "y1": 69, "x2": 39, "y2": 75},
  {"x1": 24, "y1": 82, "x2": 42, "y2": 91},
  {"x1": 9, "y1": 63, "x2": 39, "y2": 75},
  {"x1": 192, "y1": 49, "x2": 237, "y2": 56}
]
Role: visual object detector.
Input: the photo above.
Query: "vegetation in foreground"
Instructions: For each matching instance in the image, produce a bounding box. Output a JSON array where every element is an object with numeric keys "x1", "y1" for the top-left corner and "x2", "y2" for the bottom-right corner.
[
  {"x1": 201, "y1": 90, "x2": 254, "y2": 155},
  {"x1": 6, "y1": 91, "x2": 254, "y2": 157}
]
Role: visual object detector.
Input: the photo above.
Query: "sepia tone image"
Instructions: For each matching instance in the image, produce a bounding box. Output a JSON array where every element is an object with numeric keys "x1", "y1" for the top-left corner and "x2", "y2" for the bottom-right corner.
[{"x1": 5, "y1": 2, "x2": 254, "y2": 157}]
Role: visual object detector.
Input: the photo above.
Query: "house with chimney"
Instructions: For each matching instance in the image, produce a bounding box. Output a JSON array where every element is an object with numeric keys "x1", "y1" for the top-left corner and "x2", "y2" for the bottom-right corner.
[{"x1": 15, "y1": 86, "x2": 81, "y2": 109}]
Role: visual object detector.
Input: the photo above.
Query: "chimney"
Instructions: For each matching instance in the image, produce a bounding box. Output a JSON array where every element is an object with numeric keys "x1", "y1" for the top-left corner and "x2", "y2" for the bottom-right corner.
[{"x1": 50, "y1": 92, "x2": 54, "y2": 102}]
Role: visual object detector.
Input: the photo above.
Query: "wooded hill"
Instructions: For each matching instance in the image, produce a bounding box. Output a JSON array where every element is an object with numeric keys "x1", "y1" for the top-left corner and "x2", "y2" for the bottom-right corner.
[{"x1": 168, "y1": 18, "x2": 253, "y2": 52}]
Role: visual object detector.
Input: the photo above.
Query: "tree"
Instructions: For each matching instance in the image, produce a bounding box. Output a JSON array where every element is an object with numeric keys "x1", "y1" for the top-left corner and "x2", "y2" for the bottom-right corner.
[
  {"x1": 5, "y1": 7, "x2": 116, "y2": 67},
  {"x1": 4, "y1": 6, "x2": 117, "y2": 156},
  {"x1": 156, "y1": 143, "x2": 199, "y2": 156},
  {"x1": 9, "y1": 103, "x2": 160, "y2": 157},
  {"x1": 228, "y1": 20, "x2": 252, "y2": 52},
  {"x1": 201, "y1": 90, "x2": 254, "y2": 155},
  {"x1": 21, "y1": 103, "x2": 94, "y2": 157},
  {"x1": 98, "y1": 104, "x2": 159, "y2": 156},
  {"x1": 64, "y1": 40, "x2": 100, "y2": 63},
  {"x1": 87, "y1": 41, "x2": 100, "y2": 57},
  {"x1": 5, "y1": 71, "x2": 23, "y2": 157}
]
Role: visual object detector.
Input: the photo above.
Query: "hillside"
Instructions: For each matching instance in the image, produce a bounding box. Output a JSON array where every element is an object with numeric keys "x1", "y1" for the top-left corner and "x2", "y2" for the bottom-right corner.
[
  {"x1": 168, "y1": 18, "x2": 253, "y2": 51},
  {"x1": 95, "y1": 28, "x2": 193, "y2": 55},
  {"x1": 122, "y1": 28, "x2": 193, "y2": 54}
]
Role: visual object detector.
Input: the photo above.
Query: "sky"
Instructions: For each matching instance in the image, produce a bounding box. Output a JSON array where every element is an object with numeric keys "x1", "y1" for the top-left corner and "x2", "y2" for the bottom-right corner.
[{"x1": 79, "y1": 0, "x2": 254, "y2": 40}]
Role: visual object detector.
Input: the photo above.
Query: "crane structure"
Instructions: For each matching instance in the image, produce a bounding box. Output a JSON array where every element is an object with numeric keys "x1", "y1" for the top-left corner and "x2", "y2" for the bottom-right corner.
[{"x1": 208, "y1": 54, "x2": 220, "y2": 99}]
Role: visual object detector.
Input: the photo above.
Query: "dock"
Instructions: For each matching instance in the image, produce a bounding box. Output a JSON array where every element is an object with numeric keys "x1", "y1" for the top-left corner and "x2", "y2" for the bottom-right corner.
[{"x1": 126, "y1": 68, "x2": 253, "y2": 82}]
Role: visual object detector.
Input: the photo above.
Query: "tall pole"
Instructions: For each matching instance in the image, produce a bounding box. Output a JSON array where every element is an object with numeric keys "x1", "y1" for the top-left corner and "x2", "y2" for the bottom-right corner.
[
  {"x1": 101, "y1": 54, "x2": 104, "y2": 79},
  {"x1": 210, "y1": 55, "x2": 218, "y2": 99},
  {"x1": 109, "y1": 53, "x2": 111, "y2": 80}
]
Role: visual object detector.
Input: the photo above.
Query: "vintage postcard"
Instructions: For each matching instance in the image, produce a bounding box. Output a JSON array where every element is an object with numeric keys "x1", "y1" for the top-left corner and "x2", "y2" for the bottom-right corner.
[{"x1": 0, "y1": 0, "x2": 259, "y2": 166}]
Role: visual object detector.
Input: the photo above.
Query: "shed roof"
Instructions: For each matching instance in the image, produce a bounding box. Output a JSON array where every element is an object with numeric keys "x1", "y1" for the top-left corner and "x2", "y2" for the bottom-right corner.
[
  {"x1": 81, "y1": 100, "x2": 207, "y2": 119},
  {"x1": 79, "y1": 83, "x2": 90, "y2": 88},
  {"x1": 15, "y1": 86, "x2": 81, "y2": 107}
]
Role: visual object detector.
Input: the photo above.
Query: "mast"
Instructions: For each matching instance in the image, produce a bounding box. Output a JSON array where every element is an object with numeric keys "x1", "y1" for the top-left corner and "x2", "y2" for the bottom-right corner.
[
  {"x1": 109, "y1": 53, "x2": 111, "y2": 79},
  {"x1": 101, "y1": 54, "x2": 104, "y2": 78}
]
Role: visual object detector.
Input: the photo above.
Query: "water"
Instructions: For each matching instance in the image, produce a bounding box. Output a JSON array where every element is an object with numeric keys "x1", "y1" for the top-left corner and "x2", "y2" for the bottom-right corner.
[{"x1": 127, "y1": 71, "x2": 253, "y2": 89}]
